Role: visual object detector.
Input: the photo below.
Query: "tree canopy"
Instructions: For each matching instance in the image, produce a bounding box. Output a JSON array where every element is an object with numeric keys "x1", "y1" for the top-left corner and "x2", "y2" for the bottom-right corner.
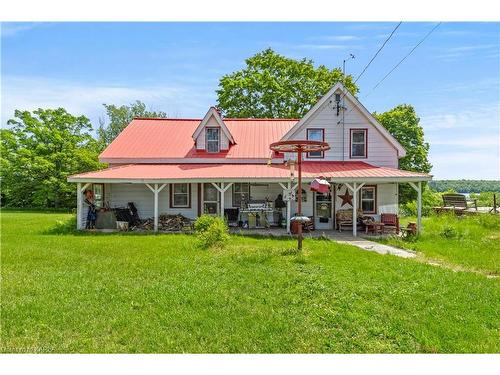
[
  {"x1": 374, "y1": 104, "x2": 432, "y2": 203},
  {"x1": 1, "y1": 108, "x2": 102, "y2": 208},
  {"x1": 374, "y1": 104, "x2": 432, "y2": 174},
  {"x1": 97, "y1": 101, "x2": 167, "y2": 149},
  {"x1": 216, "y1": 48, "x2": 358, "y2": 118}
]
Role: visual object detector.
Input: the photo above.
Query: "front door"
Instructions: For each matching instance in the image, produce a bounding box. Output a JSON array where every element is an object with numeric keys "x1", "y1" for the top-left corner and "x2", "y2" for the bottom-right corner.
[
  {"x1": 203, "y1": 183, "x2": 220, "y2": 215},
  {"x1": 314, "y1": 190, "x2": 333, "y2": 230}
]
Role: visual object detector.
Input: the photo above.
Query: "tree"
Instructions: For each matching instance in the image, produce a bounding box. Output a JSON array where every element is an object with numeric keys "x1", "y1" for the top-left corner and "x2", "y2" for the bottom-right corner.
[
  {"x1": 374, "y1": 104, "x2": 432, "y2": 203},
  {"x1": 216, "y1": 48, "x2": 358, "y2": 118},
  {"x1": 97, "y1": 101, "x2": 167, "y2": 148},
  {"x1": 2, "y1": 108, "x2": 102, "y2": 208}
]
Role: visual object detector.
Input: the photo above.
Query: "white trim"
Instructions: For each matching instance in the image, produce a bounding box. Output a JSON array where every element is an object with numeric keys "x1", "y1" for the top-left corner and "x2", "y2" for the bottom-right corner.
[
  {"x1": 192, "y1": 107, "x2": 235, "y2": 144},
  {"x1": 280, "y1": 82, "x2": 406, "y2": 158},
  {"x1": 69, "y1": 176, "x2": 431, "y2": 184},
  {"x1": 409, "y1": 181, "x2": 422, "y2": 234},
  {"x1": 345, "y1": 182, "x2": 365, "y2": 237}
]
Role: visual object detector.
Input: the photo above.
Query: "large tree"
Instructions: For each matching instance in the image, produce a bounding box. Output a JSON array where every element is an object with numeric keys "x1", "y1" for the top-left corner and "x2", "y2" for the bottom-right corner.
[
  {"x1": 374, "y1": 104, "x2": 432, "y2": 203},
  {"x1": 97, "y1": 101, "x2": 167, "y2": 148},
  {"x1": 216, "y1": 48, "x2": 358, "y2": 118},
  {"x1": 2, "y1": 108, "x2": 102, "y2": 208}
]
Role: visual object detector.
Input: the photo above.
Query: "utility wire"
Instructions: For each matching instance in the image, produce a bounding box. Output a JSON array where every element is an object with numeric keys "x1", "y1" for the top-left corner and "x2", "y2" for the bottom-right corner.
[
  {"x1": 367, "y1": 22, "x2": 442, "y2": 96},
  {"x1": 336, "y1": 21, "x2": 402, "y2": 125},
  {"x1": 353, "y1": 21, "x2": 402, "y2": 84},
  {"x1": 340, "y1": 22, "x2": 442, "y2": 120}
]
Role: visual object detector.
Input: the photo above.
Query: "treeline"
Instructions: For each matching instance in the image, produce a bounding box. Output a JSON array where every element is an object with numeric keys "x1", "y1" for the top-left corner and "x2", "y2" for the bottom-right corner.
[
  {"x1": 0, "y1": 102, "x2": 167, "y2": 209},
  {"x1": 429, "y1": 180, "x2": 500, "y2": 193}
]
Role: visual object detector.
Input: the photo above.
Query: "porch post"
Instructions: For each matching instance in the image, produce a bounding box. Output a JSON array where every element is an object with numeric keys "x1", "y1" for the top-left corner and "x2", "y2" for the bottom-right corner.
[
  {"x1": 77, "y1": 183, "x2": 82, "y2": 230},
  {"x1": 344, "y1": 182, "x2": 365, "y2": 237},
  {"x1": 220, "y1": 182, "x2": 225, "y2": 219},
  {"x1": 154, "y1": 183, "x2": 159, "y2": 232},
  {"x1": 76, "y1": 182, "x2": 90, "y2": 230},
  {"x1": 286, "y1": 182, "x2": 291, "y2": 233},
  {"x1": 352, "y1": 182, "x2": 358, "y2": 237},
  {"x1": 146, "y1": 183, "x2": 167, "y2": 233},
  {"x1": 417, "y1": 181, "x2": 422, "y2": 235},
  {"x1": 211, "y1": 182, "x2": 233, "y2": 220},
  {"x1": 409, "y1": 181, "x2": 423, "y2": 235}
]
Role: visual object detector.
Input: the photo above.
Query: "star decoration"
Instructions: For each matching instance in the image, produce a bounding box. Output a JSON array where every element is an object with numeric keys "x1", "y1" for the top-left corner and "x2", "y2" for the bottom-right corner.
[{"x1": 338, "y1": 189, "x2": 353, "y2": 207}]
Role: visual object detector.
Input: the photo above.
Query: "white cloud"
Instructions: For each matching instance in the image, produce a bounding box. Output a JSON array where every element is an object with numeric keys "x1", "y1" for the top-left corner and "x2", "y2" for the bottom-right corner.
[
  {"x1": 1, "y1": 75, "x2": 215, "y2": 129},
  {"x1": 0, "y1": 22, "x2": 44, "y2": 37},
  {"x1": 293, "y1": 44, "x2": 356, "y2": 50},
  {"x1": 430, "y1": 150, "x2": 500, "y2": 179},
  {"x1": 420, "y1": 102, "x2": 500, "y2": 131},
  {"x1": 315, "y1": 35, "x2": 361, "y2": 42}
]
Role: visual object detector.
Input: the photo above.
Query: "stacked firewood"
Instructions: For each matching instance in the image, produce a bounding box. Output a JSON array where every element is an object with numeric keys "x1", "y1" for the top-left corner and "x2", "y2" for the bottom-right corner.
[{"x1": 134, "y1": 214, "x2": 192, "y2": 231}]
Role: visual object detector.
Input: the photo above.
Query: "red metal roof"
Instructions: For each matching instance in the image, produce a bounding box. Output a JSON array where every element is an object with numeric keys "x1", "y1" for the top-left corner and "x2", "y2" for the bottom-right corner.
[
  {"x1": 99, "y1": 118, "x2": 298, "y2": 161},
  {"x1": 69, "y1": 161, "x2": 431, "y2": 181}
]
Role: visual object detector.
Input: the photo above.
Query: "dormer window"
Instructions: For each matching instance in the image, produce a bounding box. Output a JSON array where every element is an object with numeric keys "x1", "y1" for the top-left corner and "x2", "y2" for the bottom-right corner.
[
  {"x1": 192, "y1": 107, "x2": 235, "y2": 152},
  {"x1": 206, "y1": 128, "x2": 220, "y2": 153}
]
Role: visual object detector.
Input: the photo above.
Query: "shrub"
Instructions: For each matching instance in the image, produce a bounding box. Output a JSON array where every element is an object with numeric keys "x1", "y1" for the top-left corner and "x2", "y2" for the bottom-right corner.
[
  {"x1": 440, "y1": 225, "x2": 458, "y2": 239},
  {"x1": 44, "y1": 215, "x2": 77, "y2": 234},
  {"x1": 401, "y1": 186, "x2": 442, "y2": 216},
  {"x1": 194, "y1": 214, "x2": 229, "y2": 248}
]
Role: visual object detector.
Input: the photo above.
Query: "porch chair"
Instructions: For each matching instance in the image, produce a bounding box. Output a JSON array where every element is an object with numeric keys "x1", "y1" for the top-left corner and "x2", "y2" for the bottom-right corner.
[
  {"x1": 380, "y1": 213, "x2": 399, "y2": 234},
  {"x1": 336, "y1": 209, "x2": 363, "y2": 232}
]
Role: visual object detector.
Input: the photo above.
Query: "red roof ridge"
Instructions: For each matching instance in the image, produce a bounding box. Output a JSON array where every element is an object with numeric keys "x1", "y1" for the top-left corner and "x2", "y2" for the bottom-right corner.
[{"x1": 132, "y1": 117, "x2": 299, "y2": 122}]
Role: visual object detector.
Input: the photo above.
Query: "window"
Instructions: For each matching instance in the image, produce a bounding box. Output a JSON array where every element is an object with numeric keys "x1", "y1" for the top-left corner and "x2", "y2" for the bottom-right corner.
[
  {"x1": 306, "y1": 129, "x2": 324, "y2": 158},
  {"x1": 232, "y1": 183, "x2": 250, "y2": 208},
  {"x1": 92, "y1": 183, "x2": 104, "y2": 208},
  {"x1": 360, "y1": 186, "x2": 376, "y2": 214},
  {"x1": 206, "y1": 128, "x2": 220, "y2": 153},
  {"x1": 203, "y1": 183, "x2": 219, "y2": 214},
  {"x1": 350, "y1": 129, "x2": 367, "y2": 158},
  {"x1": 170, "y1": 183, "x2": 191, "y2": 208},
  {"x1": 294, "y1": 188, "x2": 307, "y2": 203}
]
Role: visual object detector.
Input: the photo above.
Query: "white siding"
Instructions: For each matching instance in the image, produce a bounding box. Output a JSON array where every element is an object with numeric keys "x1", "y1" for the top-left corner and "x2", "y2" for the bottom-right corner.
[
  {"x1": 288, "y1": 90, "x2": 399, "y2": 168},
  {"x1": 376, "y1": 183, "x2": 398, "y2": 215},
  {"x1": 334, "y1": 183, "x2": 398, "y2": 221}
]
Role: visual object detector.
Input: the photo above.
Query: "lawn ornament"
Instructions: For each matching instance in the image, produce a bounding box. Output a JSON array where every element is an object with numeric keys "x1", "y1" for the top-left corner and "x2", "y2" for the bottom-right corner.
[
  {"x1": 310, "y1": 178, "x2": 330, "y2": 193},
  {"x1": 270, "y1": 140, "x2": 330, "y2": 250}
]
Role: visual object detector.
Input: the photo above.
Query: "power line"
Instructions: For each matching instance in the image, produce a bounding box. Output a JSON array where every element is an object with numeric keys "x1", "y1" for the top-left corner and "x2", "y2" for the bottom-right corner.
[
  {"x1": 353, "y1": 21, "x2": 402, "y2": 84},
  {"x1": 336, "y1": 22, "x2": 402, "y2": 127},
  {"x1": 340, "y1": 22, "x2": 442, "y2": 120},
  {"x1": 367, "y1": 22, "x2": 442, "y2": 95}
]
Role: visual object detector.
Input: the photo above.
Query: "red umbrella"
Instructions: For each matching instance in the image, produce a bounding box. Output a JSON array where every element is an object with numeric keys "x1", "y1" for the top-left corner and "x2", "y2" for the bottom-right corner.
[{"x1": 269, "y1": 140, "x2": 330, "y2": 250}]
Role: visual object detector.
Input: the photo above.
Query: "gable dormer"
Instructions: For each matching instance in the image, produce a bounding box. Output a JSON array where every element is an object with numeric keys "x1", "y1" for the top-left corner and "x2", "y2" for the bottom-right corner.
[{"x1": 192, "y1": 107, "x2": 235, "y2": 152}]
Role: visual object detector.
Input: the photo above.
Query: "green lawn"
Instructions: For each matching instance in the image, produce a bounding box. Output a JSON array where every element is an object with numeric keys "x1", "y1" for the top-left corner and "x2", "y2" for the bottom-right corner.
[
  {"x1": 379, "y1": 214, "x2": 500, "y2": 275},
  {"x1": 1, "y1": 211, "x2": 499, "y2": 353}
]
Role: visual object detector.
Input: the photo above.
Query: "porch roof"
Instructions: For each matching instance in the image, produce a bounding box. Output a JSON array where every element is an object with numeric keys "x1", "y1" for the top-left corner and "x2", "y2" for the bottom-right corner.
[{"x1": 68, "y1": 161, "x2": 432, "y2": 183}]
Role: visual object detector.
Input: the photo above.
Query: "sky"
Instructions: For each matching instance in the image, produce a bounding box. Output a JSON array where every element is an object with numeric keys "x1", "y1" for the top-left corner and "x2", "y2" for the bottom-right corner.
[{"x1": 1, "y1": 22, "x2": 499, "y2": 179}]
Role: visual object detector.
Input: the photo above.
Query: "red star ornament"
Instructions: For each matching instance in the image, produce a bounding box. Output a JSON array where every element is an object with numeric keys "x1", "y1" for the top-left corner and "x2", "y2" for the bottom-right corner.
[{"x1": 338, "y1": 189, "x2": 353, "y2": 207}]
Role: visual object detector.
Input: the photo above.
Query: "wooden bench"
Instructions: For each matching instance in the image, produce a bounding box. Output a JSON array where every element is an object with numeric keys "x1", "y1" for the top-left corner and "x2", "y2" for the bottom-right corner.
[{"x1": 434, "y1": 193, "x2": 477, "y2": 215}]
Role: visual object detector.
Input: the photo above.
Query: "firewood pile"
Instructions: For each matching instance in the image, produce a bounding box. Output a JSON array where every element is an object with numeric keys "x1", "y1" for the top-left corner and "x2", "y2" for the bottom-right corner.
[{"x1": 134, "y1": 214, "x2": 193, "y2": 231}]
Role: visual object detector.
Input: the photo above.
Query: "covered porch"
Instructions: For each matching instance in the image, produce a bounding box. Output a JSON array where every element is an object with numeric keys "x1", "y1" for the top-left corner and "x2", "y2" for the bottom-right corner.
[{"x1": 69, "y1": 162, "x2": 431, "y2": 236}]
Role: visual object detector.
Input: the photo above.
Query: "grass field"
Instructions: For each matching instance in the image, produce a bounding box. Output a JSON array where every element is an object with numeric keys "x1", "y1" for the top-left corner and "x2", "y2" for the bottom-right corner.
[
  {"x1": 379, "y1": 214, "x2": 500, "y2": 275},
  {"x1": 1, "y1": 211, "x2": 499, "y2": 353}
]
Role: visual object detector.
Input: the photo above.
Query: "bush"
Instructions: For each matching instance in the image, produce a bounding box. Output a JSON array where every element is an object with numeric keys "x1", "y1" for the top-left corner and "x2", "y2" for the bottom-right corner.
[
  {"x1": 440, "y1": 225, "x2": 458, "y2": 239},
  {"x1": 401, "y1": 186, "x2": 442, "y2": 216},
  {"x1": 194, "y1": 214, "x2": 229, "y2": 248},
  {"x1": 44, "y1": 215, "x2": 77, "y2": 234}
]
